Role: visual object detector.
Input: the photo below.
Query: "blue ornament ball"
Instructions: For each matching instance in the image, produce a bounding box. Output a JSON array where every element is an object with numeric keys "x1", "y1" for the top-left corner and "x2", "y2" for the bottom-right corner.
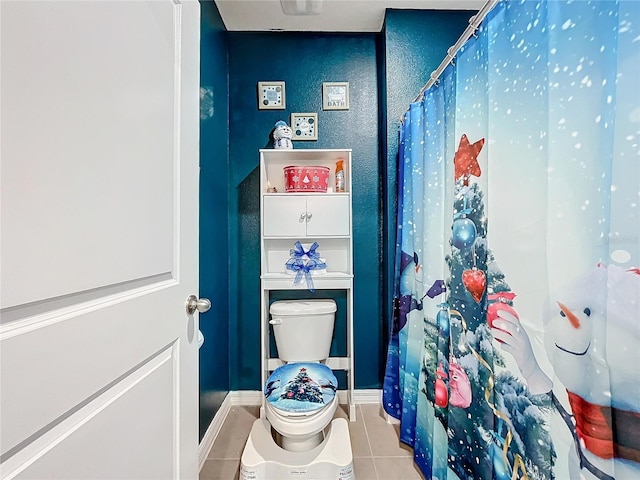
[
  {"x1": 436, "y1": 309, "x2": 450, "y2": 337},
  {"x1": 452, "y1": 217, "x2": 477, "y2": 249},
  {"x1": 491, "y1": 443, "x2": 512, "y2": 480}
]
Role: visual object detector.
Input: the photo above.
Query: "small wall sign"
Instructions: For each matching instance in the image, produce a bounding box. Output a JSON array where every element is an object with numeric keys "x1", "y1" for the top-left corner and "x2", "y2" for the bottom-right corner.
[
  {"x1": 322, "y1": 82, "x2": 349, "y2": 110},
  {"x1": 258, "y1": 81, "x2": 286, "y2": 109},
  {"x1": 290, "y1": 113, "x2": 318, "y2": 141}
]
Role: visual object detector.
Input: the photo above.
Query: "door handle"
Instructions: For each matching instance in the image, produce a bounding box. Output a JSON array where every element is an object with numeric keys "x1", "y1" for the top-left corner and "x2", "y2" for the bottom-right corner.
[{"x1": 185, "y1": 295, "x2": 211, "y2": 315}]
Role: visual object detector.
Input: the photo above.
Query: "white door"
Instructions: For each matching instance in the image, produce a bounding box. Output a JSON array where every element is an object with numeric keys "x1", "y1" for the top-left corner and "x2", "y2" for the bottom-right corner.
[{"x1": 0, "y1": 1, "x2": 201, "y2": 479}]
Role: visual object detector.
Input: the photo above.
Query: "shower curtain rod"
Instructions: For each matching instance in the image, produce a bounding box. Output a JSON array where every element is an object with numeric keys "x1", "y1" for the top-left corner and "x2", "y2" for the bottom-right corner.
[{"x1": 401, "y1": 0, "x2": 499, "y2": 122}]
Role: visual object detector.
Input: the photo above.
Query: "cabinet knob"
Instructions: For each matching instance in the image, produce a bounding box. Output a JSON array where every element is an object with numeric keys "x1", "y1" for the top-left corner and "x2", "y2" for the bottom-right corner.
[
  {"x1": 299, "y1": 213, "x2": 306, "y2": 223},
  {"x1": 306, "y1": 212, "x2": 312, "y2": 222}
]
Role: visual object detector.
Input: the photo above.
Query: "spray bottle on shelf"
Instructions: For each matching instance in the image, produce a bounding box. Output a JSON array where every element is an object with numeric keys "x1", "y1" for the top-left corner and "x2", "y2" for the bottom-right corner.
[{"x1": 335, "y1": 159, "x2": 345, "y2": 193}]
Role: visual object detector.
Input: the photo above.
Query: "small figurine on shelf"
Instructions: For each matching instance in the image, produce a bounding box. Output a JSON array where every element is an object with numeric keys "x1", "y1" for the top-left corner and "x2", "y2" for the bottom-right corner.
[
  {"x1": 266, "y1": 181, "x2": 278, "y2": 193},
  {"x1": 272, "y1": 120, "x2": 293, "y2": 150}
]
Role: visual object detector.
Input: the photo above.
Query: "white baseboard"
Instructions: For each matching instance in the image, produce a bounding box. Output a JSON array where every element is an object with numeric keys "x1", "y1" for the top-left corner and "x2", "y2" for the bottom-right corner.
[
  {"x1": 228, "y1": 390, "x2": 264, "y2": 405},
  {"x1": 198, "y1": 393, "x2": 232, "y2": 472},
  {"x1": 198, "y1": 389, "x2": 382, "y2": 471},
  {"x1": 342, "y1": 388, "x2": 382, "y2": 404}
]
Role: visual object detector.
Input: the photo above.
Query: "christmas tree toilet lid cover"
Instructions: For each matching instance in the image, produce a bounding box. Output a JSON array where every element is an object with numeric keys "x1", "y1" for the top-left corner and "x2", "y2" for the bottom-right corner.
[{"x1": 264, "y1": 362, "x2": 338, "y2": 413}]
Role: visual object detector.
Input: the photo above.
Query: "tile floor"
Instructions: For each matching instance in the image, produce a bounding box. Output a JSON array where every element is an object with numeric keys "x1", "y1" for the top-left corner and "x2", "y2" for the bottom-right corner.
[{"x1": 200, "y1": 403, "x2": 426, "y2": 480}]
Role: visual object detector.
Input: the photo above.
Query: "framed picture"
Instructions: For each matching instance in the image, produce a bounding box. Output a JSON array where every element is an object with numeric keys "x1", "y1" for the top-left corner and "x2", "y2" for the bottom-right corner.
[
  {"x1": 258, "y1": 81, "x2": 286, "y2": 109},
  {"x1": 322, "y1": 82, "x2": 349, "y2": 110},
  {"x1": 290, "y1": 113, "x2": 318, "y2": 141}
]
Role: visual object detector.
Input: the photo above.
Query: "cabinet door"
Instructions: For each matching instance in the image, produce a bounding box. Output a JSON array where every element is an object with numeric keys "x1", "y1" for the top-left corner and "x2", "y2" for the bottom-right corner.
[
  {"x1": 306, "y1": 196, "x2": 350, "y2": 236},
  {"x1": 263, "y1": 196, "x2": 308, "y2": 237}
]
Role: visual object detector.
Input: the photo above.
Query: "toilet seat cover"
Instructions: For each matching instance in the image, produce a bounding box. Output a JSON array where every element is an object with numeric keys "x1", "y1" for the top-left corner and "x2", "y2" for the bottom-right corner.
[{"x1": 264, "y1": 362, "x2": 337, "y2": 414}]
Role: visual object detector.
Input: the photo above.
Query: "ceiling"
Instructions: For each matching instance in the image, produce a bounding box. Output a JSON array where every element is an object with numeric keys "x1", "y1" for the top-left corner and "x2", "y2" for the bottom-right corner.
[{"x1": 214, "y1": 0, "x2": 485, "y2": 32}]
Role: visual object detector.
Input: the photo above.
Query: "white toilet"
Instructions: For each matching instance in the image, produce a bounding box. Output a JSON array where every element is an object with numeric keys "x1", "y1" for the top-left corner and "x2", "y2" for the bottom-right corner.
[{"x1": 240, "y1": 299, "x2": 355, "y2": 480}]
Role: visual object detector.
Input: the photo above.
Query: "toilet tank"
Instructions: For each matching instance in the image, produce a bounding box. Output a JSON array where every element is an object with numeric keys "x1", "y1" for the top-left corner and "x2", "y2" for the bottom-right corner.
[{"x1": 269, "y1": 299, "x2": 337, "y2": 362}]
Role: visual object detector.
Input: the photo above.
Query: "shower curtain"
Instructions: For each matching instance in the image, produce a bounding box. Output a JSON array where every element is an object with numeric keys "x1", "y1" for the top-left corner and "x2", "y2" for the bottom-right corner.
[{"x1": 383, "y1": 1, "x2": 640, "y2": 479}]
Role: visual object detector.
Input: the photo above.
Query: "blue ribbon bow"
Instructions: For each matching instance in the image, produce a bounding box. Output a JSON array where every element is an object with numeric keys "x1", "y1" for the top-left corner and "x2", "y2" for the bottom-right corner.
[
  {"x1": 286, "y1": 257, "x2": 316, "y2": 292},
  {"x1": 285, "y1": 256, "x2": 327, "y2": 292},
  {"x1": 289, "y1": 241, "x2": 321, "y2": 261}
]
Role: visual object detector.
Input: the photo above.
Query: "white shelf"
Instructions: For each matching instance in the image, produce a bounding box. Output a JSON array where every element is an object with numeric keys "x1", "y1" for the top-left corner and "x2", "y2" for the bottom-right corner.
[
  {"x1": 262, "y1": 192, "x2": 350, "y2": 197},
  {"x1": 261, "y1": 272, "x2": 353, "y2": 280},
  {"x1": 262, "y1": 238, "x2": 351, "y2": 276},
  {"x1": 261, "y1": 273, "x2": 353, "y2": 290},
  {"x1": 259, "y1": 148, "x2": 355, "y2": 422},
  {"x1": 259, "y1": 148, "x2": 352, "y2": 195}
]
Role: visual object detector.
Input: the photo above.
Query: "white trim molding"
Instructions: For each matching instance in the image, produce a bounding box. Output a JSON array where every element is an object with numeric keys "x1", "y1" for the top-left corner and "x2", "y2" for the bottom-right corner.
[{"x1": 198, "y1": 393, "x2": 231, "y2": 472}]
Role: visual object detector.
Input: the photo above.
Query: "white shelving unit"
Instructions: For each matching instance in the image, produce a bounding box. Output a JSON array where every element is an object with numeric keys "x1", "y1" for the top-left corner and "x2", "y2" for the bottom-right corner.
[{"x1": 259, "y1": 148, "x2": 355, "y2": 421}]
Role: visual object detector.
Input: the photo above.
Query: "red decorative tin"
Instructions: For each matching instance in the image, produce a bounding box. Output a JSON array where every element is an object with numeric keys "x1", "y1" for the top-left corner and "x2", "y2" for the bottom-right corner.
[{"x1": 283, "y1": 166, "x2": 330, "y2": 192}]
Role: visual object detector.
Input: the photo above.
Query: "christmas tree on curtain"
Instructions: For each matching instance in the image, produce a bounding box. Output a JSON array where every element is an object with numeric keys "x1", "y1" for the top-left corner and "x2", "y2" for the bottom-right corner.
[{"x1": 419, "y1": 134, "x2": 555, "y2": 480}]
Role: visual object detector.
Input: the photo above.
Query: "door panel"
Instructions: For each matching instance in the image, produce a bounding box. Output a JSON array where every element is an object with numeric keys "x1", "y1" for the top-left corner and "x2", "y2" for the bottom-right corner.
[
  {"x1": 1, "y1": 293, "x2": 179, "y2": 459},
  {"x1": 3, "y1": 347, "x2": 175, "y2": 480},
  {"x1": 1, "y1": 0, "x2": 176, "y2": 308},
  {"x1": 0, "y1": 1, "x2": 200, "y2": 479}
]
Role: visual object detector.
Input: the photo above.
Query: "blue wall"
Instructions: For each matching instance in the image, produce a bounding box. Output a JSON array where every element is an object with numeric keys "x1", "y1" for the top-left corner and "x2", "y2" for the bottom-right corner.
[
  {"x1": 198, "y1": 8, "x2": 474, "y2": 399},
  {"x1": 381, "y1": 10, "x2": 471, "y2": 344},
  {"x1": 227, "y1": 32, "x2": 382, "y2": 390},
  {"x1": 199, "y1": 0, "x2": 229, "y2": 439}
]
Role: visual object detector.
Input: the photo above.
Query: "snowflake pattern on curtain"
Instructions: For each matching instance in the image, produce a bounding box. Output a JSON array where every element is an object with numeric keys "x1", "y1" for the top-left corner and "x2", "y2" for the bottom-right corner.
[{"x1": 383, "y1": 1, "x2": 640, "y2": 479}]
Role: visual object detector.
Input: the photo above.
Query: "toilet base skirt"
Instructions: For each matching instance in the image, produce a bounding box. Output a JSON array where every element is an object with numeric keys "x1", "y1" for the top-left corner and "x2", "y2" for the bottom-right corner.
[
  {"x1": 240, "y1": 417, "x2": 354, "y2": 480},
  {"x1": 280, "y1": 430, "x2": 324, "y2": 452}
]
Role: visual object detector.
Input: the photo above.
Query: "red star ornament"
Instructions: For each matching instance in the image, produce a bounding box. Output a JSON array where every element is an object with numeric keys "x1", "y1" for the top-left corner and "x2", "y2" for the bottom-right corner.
[{"x1": 454, "y1": 134, "x2": 484, "y2": 185}]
